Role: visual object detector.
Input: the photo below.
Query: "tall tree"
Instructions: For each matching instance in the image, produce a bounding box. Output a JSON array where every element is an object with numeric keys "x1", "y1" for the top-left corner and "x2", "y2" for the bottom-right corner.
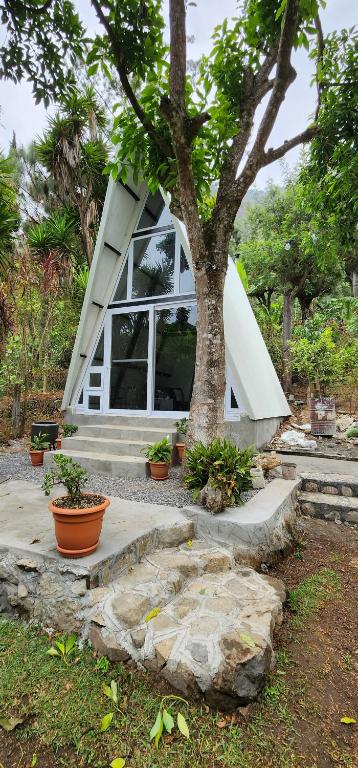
[
  {"x1": 1, "y1": 0, "x2": 341, "y2": 442},
  {"x1": 0, "y1": 153, "x2": 19, "y2": 276}
]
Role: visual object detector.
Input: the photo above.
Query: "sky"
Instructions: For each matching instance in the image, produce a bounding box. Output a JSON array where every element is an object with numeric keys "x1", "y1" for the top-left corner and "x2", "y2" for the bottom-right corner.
[{"x1": 0, "y1": 0, "x2": 356, "y2": 188}]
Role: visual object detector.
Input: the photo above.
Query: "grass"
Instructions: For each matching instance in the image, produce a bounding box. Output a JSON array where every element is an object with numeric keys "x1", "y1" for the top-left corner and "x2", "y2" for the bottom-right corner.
[
  {"x1": 0, "y1": 567, "x2": 344, "y2": 768},
  {"x1": 287, "y1": 568, "x2": 341, "y2": 628}
]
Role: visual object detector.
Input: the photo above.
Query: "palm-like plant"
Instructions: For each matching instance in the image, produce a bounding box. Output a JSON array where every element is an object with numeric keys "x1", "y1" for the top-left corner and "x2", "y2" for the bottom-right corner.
[
  {"x1": 35, "y1": 86, "x2": 108, "y2": 266},
  {"x1": 0, "y1": 154, "x2": 19, "y2": 277}
]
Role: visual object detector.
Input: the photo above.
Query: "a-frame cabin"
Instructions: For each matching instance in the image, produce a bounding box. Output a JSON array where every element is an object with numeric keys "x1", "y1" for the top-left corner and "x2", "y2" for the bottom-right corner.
[{"x1": 61, "y1": 175, "x2": 290, "y2": 477}]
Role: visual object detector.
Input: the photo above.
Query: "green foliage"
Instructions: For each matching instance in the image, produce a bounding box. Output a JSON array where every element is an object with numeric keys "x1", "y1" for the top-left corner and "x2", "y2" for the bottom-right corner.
[
  {"x1": 0, "y1": 152, "x2": 19, "y2": 276},
  {"x1": 149, "y1": 695, "x2": 190, "y2": 749},
  {"x1": 184, "y1": 439, "x2": 254, "y2": 508},
  {"x1": 290, "y1": 328, "x2": 341, "y2": 395},
  {"x1": 46, "y1": 633, "x2": 78, "y2": 663},
  {"x1": 30, "y1": 432, "x2": 50, "y2": 451},
  {"x1": 142, "y1": 436, "x2": 172, "y2": 464},
  {"x1": 347, "y1": 426, "x2": 358, "y2": 439},
  {"x1": 42, "y1": 454, "x2": 88, "y2": 502},
  {"x1": 175, "y1": 418, "x2": 188, "y2": 436},
  {"x1": 62, "y1": 423, "x2": 78, "y2": 438},
  {"x1": 288, "y1": 569, "x2": 340, "y2": 627}
]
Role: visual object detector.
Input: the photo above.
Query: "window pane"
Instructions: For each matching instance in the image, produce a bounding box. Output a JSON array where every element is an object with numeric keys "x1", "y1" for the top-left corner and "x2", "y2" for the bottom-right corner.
[
  {"x1": 89, "y1": 372, "x2": 101, "y2": 388},
  {"x1": 231, "y1": 389, "x2": 239, "y2": 409},
  {"x1": 78, "y1": 389, "x2": 83, "y2": 404},
  {"x1": 179, "y1": 247, "x2": 195, "y2": 294},
  {"x1": 92, "y1": 330, "x2": 104, "y2": 365},
  {"x1": 88, "y1": 395, "x2": 101, "y2": 410},
  {"x1": 136, "y1": 190, "x2": 172, "y2": 230},
  {"x1": 154, "y1": 305, "x2": 197, "y2": 412},
  {"x1": 110, "y1": 362, "x2": 148, "y2": 410},
  {"x1": 113, "y1": 258, "x2": 128, "y2": 301},
  {"x1": 111, "y1": 312, "x2": 149, "y2": 361},
  {"x1": 132, "y1": 233, "x2": 175, "y2": 298}
]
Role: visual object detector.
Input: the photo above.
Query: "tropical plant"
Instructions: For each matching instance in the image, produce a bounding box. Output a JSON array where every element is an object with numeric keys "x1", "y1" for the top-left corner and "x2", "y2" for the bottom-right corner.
[
  {"x1": 149, "y1": 695, "x2": 190, "y2": 749},
  {"x1": 175, "y1": 417, "x2": 188, "y2": 435},
  {"x1": 142, "y1": 436, "x2": 172, "y2": 464},
  {"x1": 290, "y1": 328, "x2": 340, "y2": 396},
  {"x1": 62, "y1": 423, "x2": 78, "y2": 438},
  {"x1": 46, "y1": 633, "x2": 77, "y2": 663},
  {"x1": 0, "y1": 153, "x2": 19, "y2": 276},
  {"x1": 42, "y1": 454, "x2": 88, "y2": 503},
  {"x1": 184, "y1": 439, "x2": 254, "y2": 508},
  {"x1": 30, "y1": 432, "x2": 50, "y2": 451}
]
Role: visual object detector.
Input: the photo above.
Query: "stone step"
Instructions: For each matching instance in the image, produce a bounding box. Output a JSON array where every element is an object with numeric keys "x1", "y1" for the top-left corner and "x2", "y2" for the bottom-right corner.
[
  {"x1": 44, "y1": 448, "x2": 147, "y2": 478},
  {"x1": 75, "y1": 423, "x2": 178, "y2": 443},
  {"x1": 299, "y1": 491, "x2": 358, "y2": 524},
  {"x1": 67, "y1": 413, "x2": 178, "y2": 429},
  {"x1": 88, "y1": 541, "x2": 286, "y2": 710},
  {"x1": 300, "y1": 473, "x2": 358, "y2": 498},
  {"x1": 62, "y1": 435, "x2": 149, "y2": 458}
]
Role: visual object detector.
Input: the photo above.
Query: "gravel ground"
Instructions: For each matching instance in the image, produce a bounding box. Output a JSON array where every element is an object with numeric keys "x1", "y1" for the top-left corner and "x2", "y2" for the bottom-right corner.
[{"x1": 0, "y1": 450, "x2": 257, "y2": 507}]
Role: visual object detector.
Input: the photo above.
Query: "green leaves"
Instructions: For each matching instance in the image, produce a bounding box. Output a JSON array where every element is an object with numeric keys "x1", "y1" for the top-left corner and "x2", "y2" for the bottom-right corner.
[
  {"x1": 100, "y1": 711, "x2": 114, "y2": 732},
  {"x1": 141, "y1": 436, "x2": 172, "y2": 463},
  {"x1": 110, "y1": 760, "x2": 126, "y2": 768},
  {"x1": 102, "y1": 680, "x2": 118, "y2": 705},
  {"x1": 184, "y1": 439, "x2": 254, "y2": 511},
  {"x1": 46, "y1": 633, "x2": 78, "y2": 662},
  {"x1": 149, "y1": 696, "x2": 190, "y2": 748}
]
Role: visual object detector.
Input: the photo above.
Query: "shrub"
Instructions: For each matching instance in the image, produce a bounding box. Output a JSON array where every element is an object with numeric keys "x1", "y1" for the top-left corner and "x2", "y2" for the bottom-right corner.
[
  {"x1": 62, "y1": 423, "x2": 78, "y2": 438},
  {"x1": 42, "y1": 454, "x2": 88, "y2": 503},
  {"x1": 175, "y1": 417, "x2": 188, "y2": 436},
  {"x1": 142, "y1": 436, "x2": 172, "y2": 464},
  {"x1": 290, "y1": 328, "x2": 340, "y2": 396},
  {"x1": 184, "y1": 439, "x2": 254, "y2": 509}
]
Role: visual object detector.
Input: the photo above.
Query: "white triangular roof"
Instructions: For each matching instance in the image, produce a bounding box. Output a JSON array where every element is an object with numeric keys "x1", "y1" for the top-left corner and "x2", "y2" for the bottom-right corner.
[{"x1": 63, "y1": 175, "x2": 290, "y2": 420}]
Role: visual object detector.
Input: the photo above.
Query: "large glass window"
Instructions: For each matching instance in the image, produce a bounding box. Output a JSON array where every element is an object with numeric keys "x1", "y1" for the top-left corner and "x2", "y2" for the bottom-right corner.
[
  {"x1": 110, "y1": 311, "x2": 149, "y2": 410},
  {"x1": 154, "y1": 305, "x2": 197, "y2": 411},
  {"x1": 113, "y1": 259, "x2": 128, "y2": 302},
  {"x1": 92, "y1": 330, "x2": 104, "y2": 365},
  {"x1": 132, "y1": 232, "x2": 175, "y2": 298},
  {"x1": 136, "y1": 190, "x2": 172, "y2": 230}
]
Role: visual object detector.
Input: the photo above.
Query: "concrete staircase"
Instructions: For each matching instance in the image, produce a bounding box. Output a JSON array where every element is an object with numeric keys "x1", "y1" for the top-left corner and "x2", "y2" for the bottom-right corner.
[
  {"x1": 299, "y1": 473, "x2": 358, "y2": 524},
  {"x1": 47, "y1": 416, "x2": 178, "y2": 478}
]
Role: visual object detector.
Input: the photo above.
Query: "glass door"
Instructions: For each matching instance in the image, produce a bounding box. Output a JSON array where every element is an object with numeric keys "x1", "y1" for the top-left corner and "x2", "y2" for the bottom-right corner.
[{"x1": 108, "y1": 308, "x2": 150, "y2": 412}]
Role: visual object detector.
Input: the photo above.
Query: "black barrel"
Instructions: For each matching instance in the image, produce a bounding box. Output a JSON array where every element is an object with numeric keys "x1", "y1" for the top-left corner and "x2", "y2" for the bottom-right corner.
[{"x1": 31, "y1": 421, "x2": 59, "y2": 449}]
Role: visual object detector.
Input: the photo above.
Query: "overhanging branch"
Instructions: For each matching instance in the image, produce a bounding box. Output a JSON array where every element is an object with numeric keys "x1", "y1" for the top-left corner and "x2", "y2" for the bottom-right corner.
[{"x1": 262, "y1": 126, "x2": 319, "y2": 165}]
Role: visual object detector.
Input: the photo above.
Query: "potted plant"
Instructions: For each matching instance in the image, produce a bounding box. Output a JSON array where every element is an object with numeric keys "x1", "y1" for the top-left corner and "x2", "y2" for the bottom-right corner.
[
  {"x1": 291, "y1": 329, "x2": 339, "y2": 436},
  {"x1": 29, "y1": 432, "x2": 50, "y2": 466},
  {"x1": 42, "y1": 454, "x2": 110, "y2": 558},
  {"x1": 62, "y1": 423, "x2": 78, "y2": 438},
  {"x1": 142, "y1": 436, "x2": 172, "y2": 480},
  {"x1": 175, "y1": 417, "x2": 188, "y2": 463}
]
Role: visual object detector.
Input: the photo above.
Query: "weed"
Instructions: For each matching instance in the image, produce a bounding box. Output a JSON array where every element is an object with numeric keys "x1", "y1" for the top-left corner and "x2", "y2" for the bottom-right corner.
[{"x1": 288, "y1": 568, "x2": 340, "y2": 627}]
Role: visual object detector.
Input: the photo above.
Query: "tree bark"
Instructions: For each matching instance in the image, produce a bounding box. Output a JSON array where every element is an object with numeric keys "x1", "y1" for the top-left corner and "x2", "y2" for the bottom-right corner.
[
  {"x1": 282, "y1": 290, "x2": 293, "y2": 391},
  {"x1": 187, "y1": 262, "x2": 227, "y2": 446},
  {"x1": 11, "y1": 384, "x2": 23, "y2": 438},
  {"x1": 352, "y1": 271, "x2": 357, "y2": 298}
]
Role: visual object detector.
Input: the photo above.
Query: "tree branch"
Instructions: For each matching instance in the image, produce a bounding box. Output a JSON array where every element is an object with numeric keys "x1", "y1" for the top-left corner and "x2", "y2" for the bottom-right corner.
[
  {"x1": 262, "y1": 126, "x2": 319, "y2": 165},
  {"x1": 18, "y1": 0, "x2": 53, "y2": 14},
  {"x1": 90, "y1": 0, "x2": 172, "y2": 158},
  {"x1": 314, "y1": 14, "x2": 325, "y2": 120}
]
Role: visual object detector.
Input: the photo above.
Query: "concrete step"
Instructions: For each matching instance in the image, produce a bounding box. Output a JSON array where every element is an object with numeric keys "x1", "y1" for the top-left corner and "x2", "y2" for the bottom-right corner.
[
  {"x1": 61, "y1": 435, "x2": 149, "y2": 458},
  {"x1": 67, "y1": 413, "x2": 178, "y2": 429},
  {"x1": 74, "y1": 423, "x2": 177, "y2": 443},
  {"x1": 299, "y1": 490, "x2": 358, "y2": 524},
  {"x1": 88, "y1": 541, "x2": 285, "y2": 709},
  {"x1": 44, "y1": 448, "x2": 147, "y2": 478},
  {"x1": 300, "y1": 473, "x2": 358, "y2": 498}
]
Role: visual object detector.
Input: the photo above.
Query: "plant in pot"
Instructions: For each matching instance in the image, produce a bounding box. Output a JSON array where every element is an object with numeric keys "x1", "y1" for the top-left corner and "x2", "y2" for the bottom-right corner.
[
  {"x1": 56, "y1": 423, "x2": 78, "y2": 449},
  {"x1": 142, "y1": 436, "x2": 172, "y2": 481},
  {"x1": 42, "y1": 454, "x2": 110, "y2": 558},
  {"x1": 29, "y1": 432, "x2": 50, "y2": 466},
  {"x1": 175, "y1": 418, "x2": 188, "y2": 463},
  {"x1": 291, "y1": 329, "x2": 339, "y2": 436}
]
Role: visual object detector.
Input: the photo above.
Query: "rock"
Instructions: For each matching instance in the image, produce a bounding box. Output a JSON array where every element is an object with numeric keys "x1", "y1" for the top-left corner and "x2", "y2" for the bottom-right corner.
[
  {"x1": 200, "y1": 550, "x2": 232, "y2": 573},
  {"x1": 336, "y1": 415, "x2": 354, "y2": 432},
  {"x1": 158, "y1": 521, "x2": 195, "y2": 548},
  {"x1": 324, "y1": 486, "x2": 339, "y2": 495},
  {"x1": 149, "y1": 550, "x2": 198, "y2": 577},
  {"x1": 250, "y1": 467, "x2": 266, "y2": 490},
  {"x1": 89, "y1": 625, "x2": 129, "y2": 662},
  {"x1": 208, "y1": 635, "x2": 272, "y2": 709},
  {"x1": 112, "y1": 592, "x2": 150, "y2": 628},
  {"x1": 171, "y1": 596, "x2": 198, "y2": 620},
  {"x1": 187, "y1": 641, "x2": 208, "y2": 664},
  {"x1": 16, "y1": 559, "x2": 40, "y2": 572},
  {"x1": 149, "y1": 612, "x2": 179, "y2": 635},
  {"x1": 70, "y1": 579, "x2": 87, "y2": 597},
  {"x1": 199, "y1": 483, "x2": 223, "y2": 514},
  {"x1": 17, "y1": 583, "x2": 28, "y2": 598},
  {"x1": 342, "y1": 486, "x2": 353, "y2": 497},
  {"x1": 304, "y1": 481, "x2": 319, "y2": 492},
  {"x1": 154, "y1": 636, "x2": 176, "y2": 666},
  {"x1": 91, "y1": 612, "x2": 106, "y2": 627},
  {"x1": 131, "y1": 628, "x2": 146, "y2": 648}
]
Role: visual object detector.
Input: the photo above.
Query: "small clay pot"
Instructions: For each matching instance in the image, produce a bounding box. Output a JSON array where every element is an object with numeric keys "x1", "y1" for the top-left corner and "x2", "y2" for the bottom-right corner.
[
  {"x1": 149, "y1": 461, "x2": 169, "y2": 481},
  {"x1": 49, "y1": 494, "x2": 110, "y2": 558},
  {"x1": 55, "y1": 437, "x2": 62, "y2": 450},
  {"x1": 29, "y1": 450, "x2": 44, "y2": 466},
  {"x1": 176, "y1": 443, "x2": 185, "y2": 463},
  {"x1": 281, "y1": 462, "x2": 297, "y2": 480}
]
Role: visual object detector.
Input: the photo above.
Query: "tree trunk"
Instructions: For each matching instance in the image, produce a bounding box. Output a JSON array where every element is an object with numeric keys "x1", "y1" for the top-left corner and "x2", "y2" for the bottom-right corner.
[
  {"x1": 11, "y1": 384, "x2": 23, "y2": 438},
  {"x1": 282, "y1": 289, "x2": 293, "y2": 391},
  {"x1": 298, "y1": 295, "x2": 311, "y2": 322},
  {"x1": 187, "y1": 263, "x2": 227, "y2": 446},
  {"x1": 352, "y1": 271, "x2": 358, "y2": 298}
]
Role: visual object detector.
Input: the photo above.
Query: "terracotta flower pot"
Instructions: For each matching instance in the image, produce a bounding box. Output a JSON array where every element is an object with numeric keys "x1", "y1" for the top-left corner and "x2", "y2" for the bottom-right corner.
[
  {"x1": 29, "y1": 450, "x2": 44, "y2": 466},
  {"x1": 55, "y1": 437, "x2": 62, "y2": 450},
  {"x1": 149, "y1": 461, "x2": 169, "y2": 481},
  {"x1": 49, "y1": 494, "x2": 110, "y2": 558},
  {"x1": 176, "y1": 443, "x2": 185, "y2": 463}
]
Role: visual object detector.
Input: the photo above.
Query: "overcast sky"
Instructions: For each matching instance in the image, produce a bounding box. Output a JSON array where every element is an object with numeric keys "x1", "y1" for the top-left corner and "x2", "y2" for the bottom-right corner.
[{"x1": 0, "y1": 0, "x2": 356, "y2": 187}]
